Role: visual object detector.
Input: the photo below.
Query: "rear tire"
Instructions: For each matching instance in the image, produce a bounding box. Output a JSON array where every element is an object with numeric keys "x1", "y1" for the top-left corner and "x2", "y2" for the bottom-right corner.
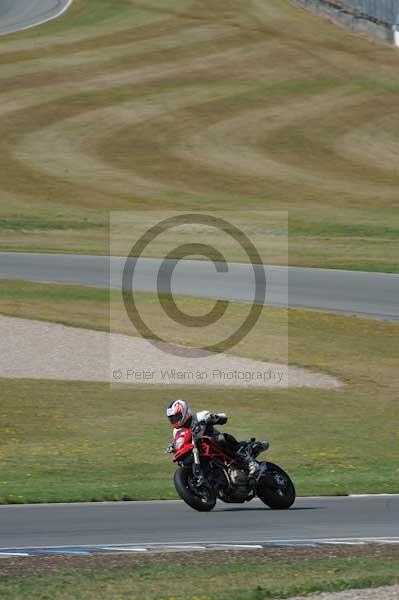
[
  {"x1": 174, "y1": 467, "x2": 216, "y2": 512},
  {"x1": 256, "y1": 462, "x2": 296, "y2": 509}
]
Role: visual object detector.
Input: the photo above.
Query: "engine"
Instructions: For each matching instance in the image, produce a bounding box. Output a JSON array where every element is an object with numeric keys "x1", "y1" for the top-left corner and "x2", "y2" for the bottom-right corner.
[
  {"x1": 228, "y1": 466, "x2": 248, "y2": 486},
  {"x1": 216, "y1": 466, "x2": 250, "y2": 503}
]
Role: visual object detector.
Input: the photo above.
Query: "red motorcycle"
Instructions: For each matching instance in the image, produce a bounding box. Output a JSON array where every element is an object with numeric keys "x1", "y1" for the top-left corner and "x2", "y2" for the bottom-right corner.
[{"x1": 168, "y1": 424, "x2": 296, "y2": 512}]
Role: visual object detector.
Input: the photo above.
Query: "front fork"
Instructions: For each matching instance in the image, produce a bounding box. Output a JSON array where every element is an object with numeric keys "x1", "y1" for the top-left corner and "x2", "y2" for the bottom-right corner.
[{"x1": 192, "y1": 440, "x2": 205, "y2": 486}]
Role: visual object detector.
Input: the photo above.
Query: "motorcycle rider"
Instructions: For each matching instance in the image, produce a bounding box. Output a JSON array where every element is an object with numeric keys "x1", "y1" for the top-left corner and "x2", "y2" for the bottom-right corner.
[{"x1": 166, "y1": 398, "x2": 260, "y2": 477}]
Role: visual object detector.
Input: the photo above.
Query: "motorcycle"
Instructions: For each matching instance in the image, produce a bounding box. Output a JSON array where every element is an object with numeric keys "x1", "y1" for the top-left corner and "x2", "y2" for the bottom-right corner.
[{"x1": 167, "y1": 423, "x2": 296, "y2": 512}]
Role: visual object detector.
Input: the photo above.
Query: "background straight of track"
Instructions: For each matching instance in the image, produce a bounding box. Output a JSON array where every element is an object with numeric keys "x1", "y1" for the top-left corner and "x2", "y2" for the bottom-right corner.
[
  {"x1": 1, "y1": 252, "x2": 398, "y2": 320},
  {"x1": 0, "y1": 0, "x2": 73, "y2": 37}
]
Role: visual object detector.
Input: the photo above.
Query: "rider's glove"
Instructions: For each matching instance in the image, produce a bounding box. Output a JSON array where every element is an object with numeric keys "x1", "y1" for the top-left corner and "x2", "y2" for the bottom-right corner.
[
  {"x1": 165, "y1": 442, "x2": 175, "y2": 454},
  {"x1": 203, "y1": 412, "x2": 214, "y2": 424}
]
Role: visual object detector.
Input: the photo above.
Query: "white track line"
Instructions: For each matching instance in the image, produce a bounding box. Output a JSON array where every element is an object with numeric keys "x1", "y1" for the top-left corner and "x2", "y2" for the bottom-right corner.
[
  {"x1": 1, "y1": 537, "x2": 399, "y2": 553},
  {"x1": 102, "y1": 547, "x2": 148, "y2": 553},
  {"x1": 162, "y1": 546, "x2": 207, "y2": 551},
  {"x1": 211, "y1": 544, "x2": 264, "y2": 549},
  {"x1": 349, "y1": 494, "x2": 399, "y2": 498}
]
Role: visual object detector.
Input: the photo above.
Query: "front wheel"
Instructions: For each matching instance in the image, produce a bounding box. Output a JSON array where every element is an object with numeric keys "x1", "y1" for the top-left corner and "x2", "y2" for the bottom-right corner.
[
  {"x1": 256, "y1": 462, "x2": 296, "y2": 509},
  {"x1": 174, "y1": 467, "x2": 216, "y2": 512}
]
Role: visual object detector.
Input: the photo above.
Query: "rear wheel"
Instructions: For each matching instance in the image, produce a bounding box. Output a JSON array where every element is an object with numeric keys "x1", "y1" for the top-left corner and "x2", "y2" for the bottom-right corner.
[
  {"x1": 174, "y1": 467, "x2": 216, "y2": 512},
  {"x1": 256, "y1": 462, "x2": 296, "y2": 509}
]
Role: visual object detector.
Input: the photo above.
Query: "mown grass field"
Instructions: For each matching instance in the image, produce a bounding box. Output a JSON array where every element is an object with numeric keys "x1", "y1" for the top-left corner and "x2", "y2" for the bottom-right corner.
[
  {"x1": 0, "y1": 280, "x2": 398, "y2": 502},
  {"x1": 1, "y1": 546, "x2": 399, "y2": 600},
  {"x1": 0, "y1": 0, "x2": 399, "y2": 270}
]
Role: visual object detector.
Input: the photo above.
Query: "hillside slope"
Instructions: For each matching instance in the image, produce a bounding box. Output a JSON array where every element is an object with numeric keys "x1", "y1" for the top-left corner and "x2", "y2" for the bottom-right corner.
[{"x1": 0, "y1": 0, "x2": 398, "y2": 270}]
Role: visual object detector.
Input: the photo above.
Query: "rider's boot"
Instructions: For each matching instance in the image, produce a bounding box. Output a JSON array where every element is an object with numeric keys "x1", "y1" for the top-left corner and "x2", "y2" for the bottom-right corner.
[
  {"x1": 247, "y1": 459, "x2": 260, "y2": 478},
  {"x1": 236, "y1": 446, "x2": 260, "y2": 477}
]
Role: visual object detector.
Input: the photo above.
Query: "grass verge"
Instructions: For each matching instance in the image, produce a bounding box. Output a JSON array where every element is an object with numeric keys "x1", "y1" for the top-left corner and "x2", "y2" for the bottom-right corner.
[
  {"x1": 2, "y1": 378, "x2": 398, "y2": 502},
  {"x1": 0, "y1": 280, "x2": 398, "y2": 501},
  {"x1": 1, "y1": 546, "x2": 399, "y2": 599}
]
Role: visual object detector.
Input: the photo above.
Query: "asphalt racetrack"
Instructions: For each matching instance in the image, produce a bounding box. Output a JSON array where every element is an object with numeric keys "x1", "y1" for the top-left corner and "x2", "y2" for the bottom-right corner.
[
  {"x1": 1, "y1": 252, "x2": 398, "y2": 320},
  {"x1": 0, "y1": 0, "x2": 73, "y2": 36},
  {"x1": 0, "y1": 496, "x2": 398, "y2": 553}
]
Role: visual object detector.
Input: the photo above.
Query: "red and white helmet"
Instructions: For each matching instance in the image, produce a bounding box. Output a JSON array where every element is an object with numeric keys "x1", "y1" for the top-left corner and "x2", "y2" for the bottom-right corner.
[{"x1": 166, "y1": 399, "x2": 192, "y2": 429}]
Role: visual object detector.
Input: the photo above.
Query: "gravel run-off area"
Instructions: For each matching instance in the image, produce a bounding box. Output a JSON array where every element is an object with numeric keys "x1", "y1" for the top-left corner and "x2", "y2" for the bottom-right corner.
[
  {"x1": 289, "y1": 584, "x2": 399, "y2": 600},
  {"x1": 0, "y1": 315, "x2": 342, "y2": 388}
]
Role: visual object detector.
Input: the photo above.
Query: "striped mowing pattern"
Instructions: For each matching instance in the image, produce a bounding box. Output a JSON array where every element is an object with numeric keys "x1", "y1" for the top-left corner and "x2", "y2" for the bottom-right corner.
[{"x1": 1, "y1": 0, "x2": 399, "y2": 270}]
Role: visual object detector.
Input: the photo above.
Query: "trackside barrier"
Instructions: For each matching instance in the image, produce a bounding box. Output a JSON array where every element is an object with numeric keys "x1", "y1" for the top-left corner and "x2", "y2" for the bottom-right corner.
[
  {"x1": 339, "y1": 1, "x2": 399, "y2": 26},
  {"x1": 294, "y1": 0, "x2": 399, "y2": 46}
]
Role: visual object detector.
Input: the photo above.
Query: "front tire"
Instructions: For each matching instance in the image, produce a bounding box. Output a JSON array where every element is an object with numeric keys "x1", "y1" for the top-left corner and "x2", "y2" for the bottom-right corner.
[
  {"x1": 256, "y1": 462, "x2": 296, "y2": 509},
  {"x1": 174, "y1": 467, "x2": 216, "y2": 512}
]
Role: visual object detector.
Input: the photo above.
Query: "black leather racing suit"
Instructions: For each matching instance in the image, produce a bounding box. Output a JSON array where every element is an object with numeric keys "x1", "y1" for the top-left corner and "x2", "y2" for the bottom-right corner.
[{"x1": 187, "y1": 411, "x2": 240, "y2": 456}]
